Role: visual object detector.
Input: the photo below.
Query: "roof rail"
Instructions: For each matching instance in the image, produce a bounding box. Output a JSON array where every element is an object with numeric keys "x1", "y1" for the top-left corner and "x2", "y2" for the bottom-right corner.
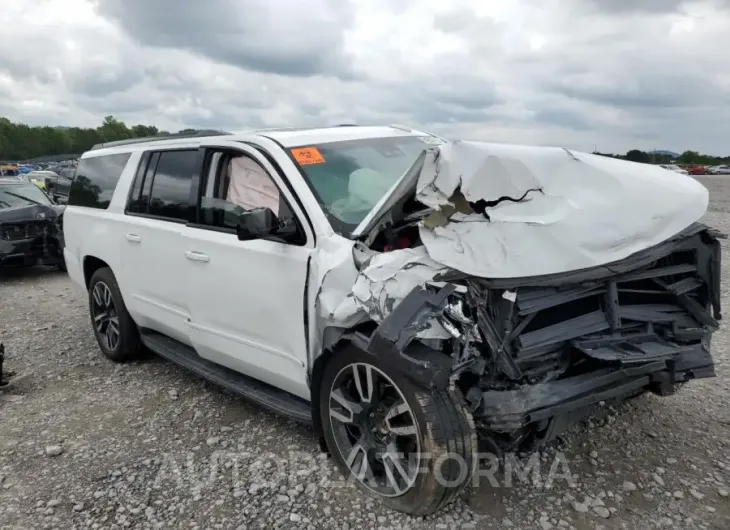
[
  {"x1": 388, "y1": 124, "x2": 413, "y2": 132},
  {"x1": 90, "y1": 129, "x2": 233, "y2": 151}
]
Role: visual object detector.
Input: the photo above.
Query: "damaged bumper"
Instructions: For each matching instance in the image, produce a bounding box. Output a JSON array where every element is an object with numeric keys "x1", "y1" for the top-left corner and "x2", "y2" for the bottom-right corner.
[
  {"x1": 362, "y1": 222, "x2": 722, "y2": 450},
  {"x1": 0, "y1": 230, "x2": 64, "y2": 268},
  {"x1": 471, "y1": 345, "x2": 714, "y2": 435}
]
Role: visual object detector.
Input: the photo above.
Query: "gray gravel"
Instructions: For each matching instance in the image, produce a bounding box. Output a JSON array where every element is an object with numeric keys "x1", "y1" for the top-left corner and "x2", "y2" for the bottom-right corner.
[{"x1": 1, "y1": 176, "x2": 729, "y2": 530}]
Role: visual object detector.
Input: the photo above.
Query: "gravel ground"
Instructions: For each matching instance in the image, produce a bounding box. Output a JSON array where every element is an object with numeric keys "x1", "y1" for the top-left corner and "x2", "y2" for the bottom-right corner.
[{"x1": 1, "y1": 176, "x2": 729, "y2": 530}]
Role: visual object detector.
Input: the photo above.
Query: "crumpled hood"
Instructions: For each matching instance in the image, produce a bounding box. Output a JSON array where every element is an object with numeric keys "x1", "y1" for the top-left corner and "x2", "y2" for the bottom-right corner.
[
  {"x1": 411, "y1": 140, "x2": 708, "y2": 278},
  {"x1": 314, "y1": 139, "x2": 711, "y2": 355}
]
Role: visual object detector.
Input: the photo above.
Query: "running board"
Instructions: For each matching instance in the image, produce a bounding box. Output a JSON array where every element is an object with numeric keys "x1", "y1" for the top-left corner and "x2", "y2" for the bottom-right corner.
[{"x1": 139, "y1": 330, "x2": 312, "y2": 424}]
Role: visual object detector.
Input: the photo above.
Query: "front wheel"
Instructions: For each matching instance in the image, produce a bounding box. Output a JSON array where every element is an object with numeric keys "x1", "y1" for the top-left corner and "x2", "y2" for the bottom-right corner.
[{"x1": 320, "y1": 347, "x2": 477, "y2": 516}]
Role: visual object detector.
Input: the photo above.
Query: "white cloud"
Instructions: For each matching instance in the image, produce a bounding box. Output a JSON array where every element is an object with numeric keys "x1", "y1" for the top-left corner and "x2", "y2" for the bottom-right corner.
[{"x1": 0, "y1": 0, "x2": 728, "y2": 154}]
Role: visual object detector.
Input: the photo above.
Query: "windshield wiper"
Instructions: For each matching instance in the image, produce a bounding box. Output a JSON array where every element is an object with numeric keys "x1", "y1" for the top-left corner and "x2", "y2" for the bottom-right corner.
[{"x1": 3, "y1": 191, "x2": 45, "y2": 206}]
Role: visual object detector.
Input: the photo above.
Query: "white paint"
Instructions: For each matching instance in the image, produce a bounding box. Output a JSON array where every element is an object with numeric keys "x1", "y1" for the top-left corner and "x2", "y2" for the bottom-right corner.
[
  {"x1": 63, "y1": 128, "x2": 711, "y2": 407},
  {"x1": 350, "y1": 247, "x2": 450, "y2": 339},
  {"x1": 415, "y1": 141, "x2": 709, "y2": 278}
]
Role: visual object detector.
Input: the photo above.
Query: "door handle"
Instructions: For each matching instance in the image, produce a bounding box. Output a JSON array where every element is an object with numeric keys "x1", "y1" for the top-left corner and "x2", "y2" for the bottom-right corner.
[
  {"x1": 185, "y1": 251, "x2": 210, "y2": 263},
  {"x1": 125, "y1": 233, "x2": 141, "y2": 243}
]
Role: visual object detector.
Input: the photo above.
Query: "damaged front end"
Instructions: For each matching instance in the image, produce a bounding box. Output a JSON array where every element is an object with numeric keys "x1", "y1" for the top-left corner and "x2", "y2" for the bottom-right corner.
[
  {"x1": 362, "y1": 223, "x2": 722, "y2": 452},
  {"x1": 317, "y1": 139, "x2": 723, "y2": 454},
  {"x1": 0, "y1": 205, "x2": 66, "y2": 270}
]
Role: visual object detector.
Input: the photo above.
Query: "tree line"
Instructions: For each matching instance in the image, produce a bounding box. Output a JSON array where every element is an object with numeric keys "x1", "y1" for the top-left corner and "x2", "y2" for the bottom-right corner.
[
  {"x1": 595, "y1": 149, "x2": 730, "y2": 166},
  {"x1": 1, "y1": 115, "x2": 728, "y2": 165},
  {"x1": 0, "y1": 116, "x2": 173, "y2": 161}
]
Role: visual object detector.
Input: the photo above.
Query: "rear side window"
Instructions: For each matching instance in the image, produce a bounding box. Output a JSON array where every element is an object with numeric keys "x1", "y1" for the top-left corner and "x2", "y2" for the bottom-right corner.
[
  {"x1": 129, "y1": 149, "x2": 197, "y2": 222},
  {"x1": 126, "y1": 152, "x2": 158, "y2": 214},
  {"x1": 68, "y1": 153, "x2": 131, "y2": 209}
]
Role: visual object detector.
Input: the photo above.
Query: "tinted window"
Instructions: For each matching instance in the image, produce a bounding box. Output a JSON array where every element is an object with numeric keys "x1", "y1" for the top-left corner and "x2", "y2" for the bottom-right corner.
[
  {"x1": 147, "y1": 150, "x2": 197, "y2": 221},
  {"x1": 126, "y1": 152, "x2": 156, "y2": 214},
  {"x1": 68, "y1": 153, "x2": 131, "y2": 209}
]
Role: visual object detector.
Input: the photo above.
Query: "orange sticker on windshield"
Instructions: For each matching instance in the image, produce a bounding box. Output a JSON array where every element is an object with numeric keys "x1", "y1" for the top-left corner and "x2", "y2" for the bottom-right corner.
[{"x1": 291, "y1": 146, "x2": 325, "y2": 165}]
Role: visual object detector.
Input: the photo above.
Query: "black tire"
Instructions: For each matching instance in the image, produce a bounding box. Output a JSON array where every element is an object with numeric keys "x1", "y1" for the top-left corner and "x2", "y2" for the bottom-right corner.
[
  {"x1": 319, "y1": 346, "x2": 477, "y2": 516},
  {"x1": 88, "y1": 267, "x2": 143, "y2": 362}
]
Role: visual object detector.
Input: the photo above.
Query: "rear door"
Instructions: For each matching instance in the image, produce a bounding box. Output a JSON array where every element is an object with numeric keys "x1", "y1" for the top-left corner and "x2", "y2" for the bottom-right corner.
[
  {"x1": 120, "y1": 148, "x2": 200, "y2": 344},
  {"x1": 181, "y1": 141, "x2": 314, "y2": 399}
]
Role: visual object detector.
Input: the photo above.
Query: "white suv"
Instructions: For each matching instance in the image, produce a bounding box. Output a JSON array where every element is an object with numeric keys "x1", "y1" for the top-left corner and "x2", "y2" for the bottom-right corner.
[{"x1": 63, "y1": 125, "x2": 722, "y2": 515}]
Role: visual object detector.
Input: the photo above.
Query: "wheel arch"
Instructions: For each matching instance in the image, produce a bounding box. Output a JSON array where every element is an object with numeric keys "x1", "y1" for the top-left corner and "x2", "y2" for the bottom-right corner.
[
  {"x1": 309, "y1": 333, "x2": 372, "y2": 453},
  {"x1": 313, "y1": 336, "x2": 478, "y2": 515},
  {"x1": 83, "y1": 255, "x2": 110, "y2": 288},
  {"x1": 309, "y1": 329, "x2": 454, "y2": 452}
]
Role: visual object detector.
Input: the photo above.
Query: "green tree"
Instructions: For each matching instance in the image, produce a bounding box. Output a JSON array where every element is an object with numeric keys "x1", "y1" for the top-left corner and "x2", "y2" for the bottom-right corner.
[
  {"x1": 2, "y1": 115, "x2": 729, "y2": 166},
  {"x1": 0, "y1": 116, "x2": 170, "y2": 161},
  {"x1": 98, "y1": 115, "x2": 131, "y2": 142},
  {"x1": 624, "y1": 149, "x2": 651, "y2": 164}
]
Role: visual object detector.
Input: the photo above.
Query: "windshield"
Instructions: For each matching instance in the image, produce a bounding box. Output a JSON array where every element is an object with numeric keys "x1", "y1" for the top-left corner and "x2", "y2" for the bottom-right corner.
[
  {"x1": 0, "y1": 182, "x2": 53, "y2": 209},
  {"x1": 289, "y1": 135, "x2": 439, "y2": 235}
]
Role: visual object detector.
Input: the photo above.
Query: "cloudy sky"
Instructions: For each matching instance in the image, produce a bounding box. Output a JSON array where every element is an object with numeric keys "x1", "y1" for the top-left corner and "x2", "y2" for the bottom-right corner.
[{"x1": 1, "y1": 0, "x2": 729, "y2": 155}]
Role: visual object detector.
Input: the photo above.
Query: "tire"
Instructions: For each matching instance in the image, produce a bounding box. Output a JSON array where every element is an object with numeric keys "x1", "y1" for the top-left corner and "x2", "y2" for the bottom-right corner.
[
  {"x1": 88, "y1": 267, "x2": 143, "y2": 362},
  {"x1": 319, "y1": 346, "x2": 477, "y2": 516},
  {"x1": 56, "y1": 259, "x2": 67, "y2": 272}
]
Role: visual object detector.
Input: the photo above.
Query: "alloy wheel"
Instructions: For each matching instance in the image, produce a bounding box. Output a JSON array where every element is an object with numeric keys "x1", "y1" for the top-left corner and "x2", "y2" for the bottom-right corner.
[
  {"x1": 91, "y1": 281, "x2": 120, "y2": 351},
  {"x1": 328, "y1": 362, "x2": 421, "y2": 497}
]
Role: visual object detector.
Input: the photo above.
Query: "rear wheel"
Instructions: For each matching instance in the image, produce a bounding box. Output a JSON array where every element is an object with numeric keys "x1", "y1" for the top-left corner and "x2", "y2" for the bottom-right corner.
[
  {"x1": 320, "y1": 347, "x2": 477, "y2": 516},
  {"x1": 88, "y1": 267, "x2": 143, "y2": 362}
]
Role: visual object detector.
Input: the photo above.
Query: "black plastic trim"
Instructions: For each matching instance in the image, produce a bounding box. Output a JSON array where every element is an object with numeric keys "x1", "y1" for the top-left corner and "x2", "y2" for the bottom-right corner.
[
  {"x1": 472, "y1": 346, "x2": 715, "y2": 432},
  {"x1": 140, "y1": 329, "x2": 312, "y2": 423}
]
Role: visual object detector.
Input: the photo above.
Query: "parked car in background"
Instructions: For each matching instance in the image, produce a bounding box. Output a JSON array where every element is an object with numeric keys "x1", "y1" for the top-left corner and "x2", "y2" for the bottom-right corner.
[
  {"x1": 0, "y1": 177, "x2": 66, "y2": 270},
  {"x1": 0, "y1": 164, "x2": 20, "y2": 177},
  {"x1": 20, "y1": 169, "x2": 73, "y2": 203},
  {"x1": 709, "y1": 165, "x2": 730, "y2": 175},
  {"x1": 660, "y1": 164, "x2": 689, "y2": 175},
  {"x1": 23, "y1": 170, "x2": 56, "y2": 191},
  {"x1": 685, "y1": 165, "x2": 708, "y2": 175},
  {"x1": 47, "y1": 168, "x2": 74, "y2": 204}
]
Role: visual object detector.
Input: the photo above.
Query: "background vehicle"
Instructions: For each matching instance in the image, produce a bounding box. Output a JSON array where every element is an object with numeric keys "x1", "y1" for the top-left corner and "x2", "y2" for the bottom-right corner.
[
  {"x1": 659, "y1": 164, "x2": 689, "y2": 175},
  {"x1": 709, "y1": 165, "x2": 730, "y2": 175},
  {"x1": 62, "y1": 126, "x2": 721, "y2": 515},
  {"x1": 686, "y1": 165, "x2": 708, "y2": 175},
  {"x1": 0, "y1": 177, "x2": 66, "y2": 270},
  {"x1": 46, "y1": 168, "x2": 74, "y2": 204},
  {"x1": 0, "y1": 164, "x2": 20, "y2": 177}
]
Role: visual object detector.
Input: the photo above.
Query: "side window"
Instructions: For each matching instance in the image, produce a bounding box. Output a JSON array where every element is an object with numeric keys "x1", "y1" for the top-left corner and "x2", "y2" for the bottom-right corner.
[
  {"x1": 126, "y1": 152, "x2": 159, "y2": 214},
  {"x1": 145, "y1": 150, "x2": 198, "y2": 221},
  {"x1": 68, "y1": 153, "x2": 131, "y2": 209},
  {"x1": 198, "y1": 151, "x2": 303, "y2": 243}
]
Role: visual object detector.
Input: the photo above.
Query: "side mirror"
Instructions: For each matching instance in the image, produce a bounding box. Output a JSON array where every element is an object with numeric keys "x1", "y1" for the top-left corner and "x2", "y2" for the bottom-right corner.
[
  {"x1": 236, "y1": 207, "x2": 299, "y2": 242},
  {"x1": 236, "y1": 208, "x2": 279, "y2": 241}
]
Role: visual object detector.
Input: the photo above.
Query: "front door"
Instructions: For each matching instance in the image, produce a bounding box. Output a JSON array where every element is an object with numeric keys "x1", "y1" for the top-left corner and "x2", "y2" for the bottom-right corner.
[{"x1": 182, "y1": 143, "x2": 314, "y2": 399}]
